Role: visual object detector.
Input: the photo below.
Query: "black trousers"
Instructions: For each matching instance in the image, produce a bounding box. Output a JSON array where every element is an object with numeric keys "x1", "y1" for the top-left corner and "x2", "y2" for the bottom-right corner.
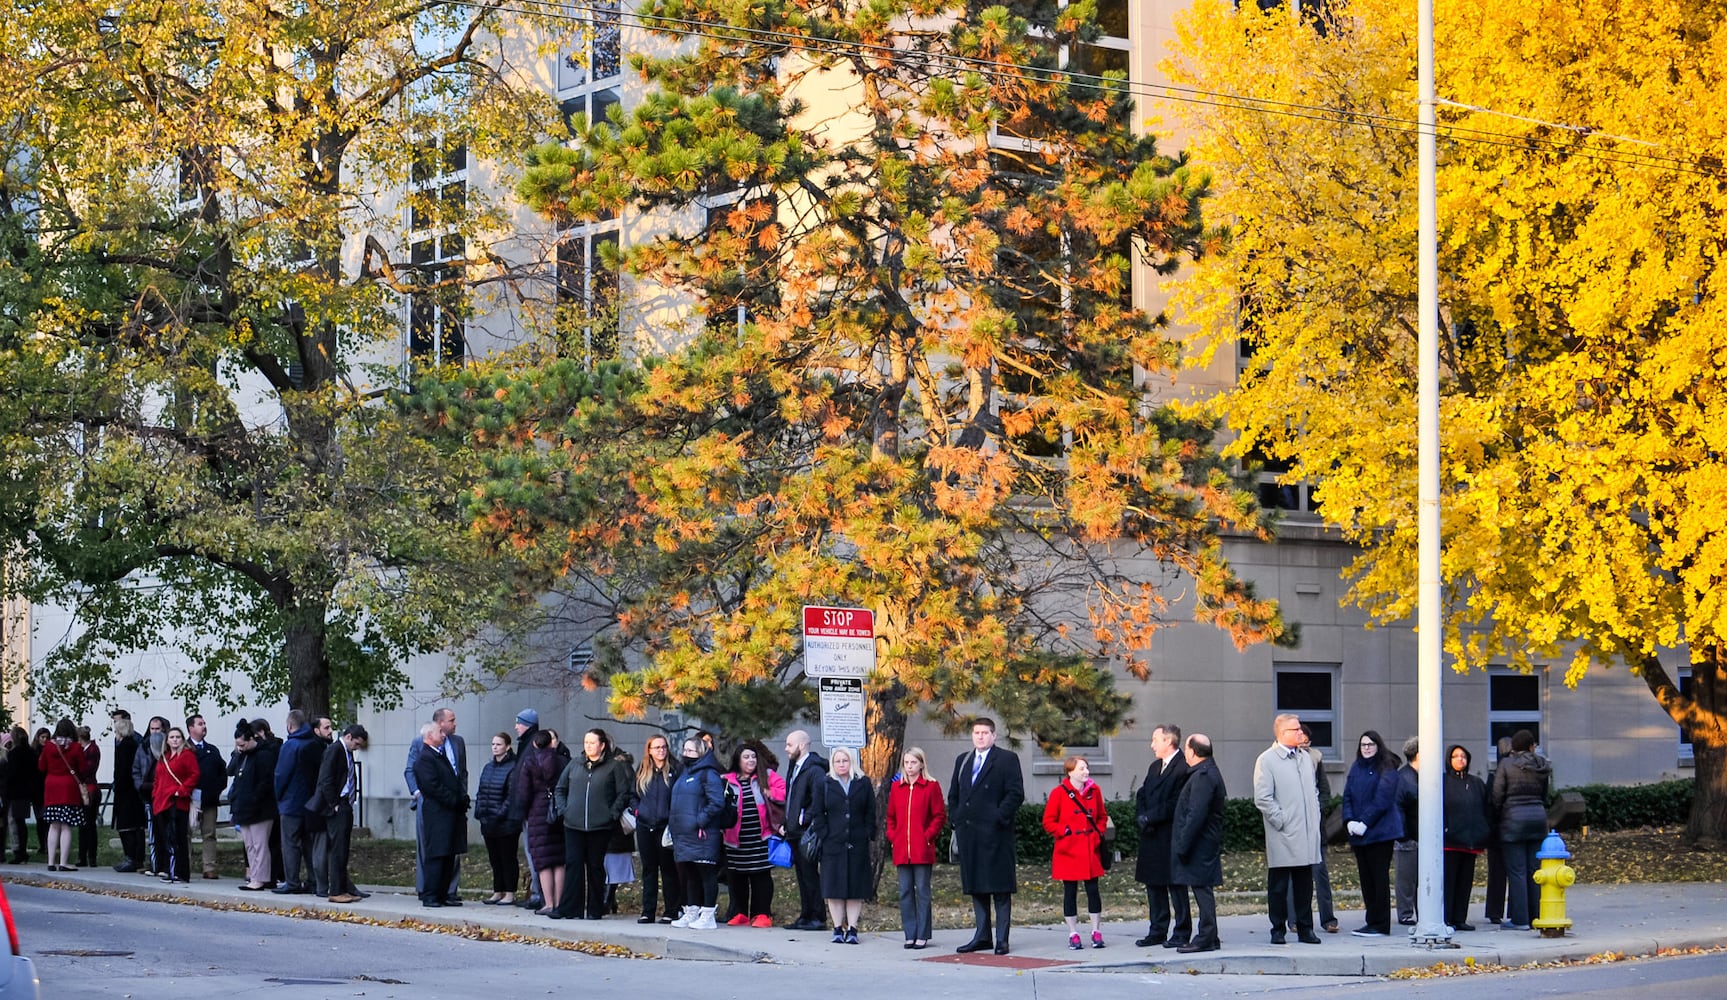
[
  {"x1": 1267, "y1": 864, "x2": 1315, "y2": 934},
  {"x1": 1484, "y1": 843, "x2": 1506, "y2": 921},
  {"x1": 969, "y1": 892, "x2": 1014, "y2": 947},
  {"x1": 678, "y1": 861, "x2": 720, "y2": 907},
  {"x1": 1146, "y1": 882, "x2": 1192, "y2": 942},
  {"x1": 789, "y1": 832, "x2": 823, "y2": 922},
  {"x1": 728, "y1": 869, "x2": 774, "y2": 918},
  {"x1": 1061, "y1": 879, "x2": 1102, "y2": 917},
  {"x1": 324, "y1": 805, "x2": 356, "y2": 896},
  {"x1": 157, "y1": 808, "x2": 191, "y2": 882},
  {"x1": 1190, "y1": 885, "x2": 1220, "y2": 947},
  {"x1": 483, "y1": 830, "x2": 521, "y2": 895},
  {"x1": 557, "y1": 827, "x2": 610, "y2": 918},
  {"x1": 1354, "y1": 840, "x2": 1395, "y2": 933},
  {"x1": 78, "y1": 802, "x2": 99, "y2": 865},
  {"x1": 1443, "y1": 850, "x2": 1478, "y2": 927},
  {"x1": 636, "y1": 823, "x2": 680, "y2": 918},
  {"x1": 421, "y1": 854, "x2": 455, "y2": 904}
]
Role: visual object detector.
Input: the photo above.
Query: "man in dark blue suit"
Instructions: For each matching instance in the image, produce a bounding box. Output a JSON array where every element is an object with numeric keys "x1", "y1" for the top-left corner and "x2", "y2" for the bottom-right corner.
[{"x1": 948, "y1": 717, "x2": 1024, "y2": 955}]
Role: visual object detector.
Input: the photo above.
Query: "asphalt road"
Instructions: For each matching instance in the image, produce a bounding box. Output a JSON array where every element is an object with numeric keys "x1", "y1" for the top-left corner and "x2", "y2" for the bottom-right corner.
[{"x1": 10, "y1": 883, "x2": 1727, "y2": 999}]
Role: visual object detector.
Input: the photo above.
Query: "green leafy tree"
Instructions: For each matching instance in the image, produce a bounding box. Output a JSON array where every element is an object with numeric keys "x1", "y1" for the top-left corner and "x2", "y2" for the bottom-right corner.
[
  {"x1": 0, "y1": 1, "x2": 569, "y2": 716},
  {"x1": 1166, "y1": 0, "x2": 1727, "y2": 843},
  {"x1": 439, "y1": 0, "x2": 1289, "y2": 857}
]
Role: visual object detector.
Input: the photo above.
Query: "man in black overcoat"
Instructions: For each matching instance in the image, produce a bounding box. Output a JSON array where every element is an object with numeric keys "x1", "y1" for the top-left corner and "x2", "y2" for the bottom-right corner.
[
  {"x1": 780, "y1": 729, "x2": 828, "y2": 930},
  {"x1": 412, "y1": 721, "x2": 470, "y2": 907},
  {"x1": 948, "y1": 717, "x2": 1025, "y2": 955},
  {"x1": 1172, "y1": 734, "x2": 1227, "y2": 954},
  {"x1": 1134, "y1": 723, "x2": 1192, "y2": 948}
]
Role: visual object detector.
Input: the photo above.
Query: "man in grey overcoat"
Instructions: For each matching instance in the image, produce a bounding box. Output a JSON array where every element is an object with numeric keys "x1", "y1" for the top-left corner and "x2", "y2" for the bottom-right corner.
[{"x1": 1252, "y1": 713, "x2": 1323, "y2": 945}]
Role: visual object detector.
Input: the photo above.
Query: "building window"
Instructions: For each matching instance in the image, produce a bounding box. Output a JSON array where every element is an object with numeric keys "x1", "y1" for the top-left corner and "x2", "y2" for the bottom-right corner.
[
  {"x1": 701, "y1": 191, "x2": 779, "y2": 337},
  {"x1": 1487, "y1": 669, "x2": 1543, "y2": 763},
  {"x1": 557, "y1": 227, "x2": 620, "y2": 366},
  {"x1": 404, "y1": 133, "x2": 467, "y2": 372},
  {"x1": 558, "y1": 0, "x2": 622, "y2": 138},
  {"x1": 1274, "y1": 663, "x2": 1338, "y2": 759},
  {"x1": 1678, "y1": 670, "x2": 1695, "y2": 766}
]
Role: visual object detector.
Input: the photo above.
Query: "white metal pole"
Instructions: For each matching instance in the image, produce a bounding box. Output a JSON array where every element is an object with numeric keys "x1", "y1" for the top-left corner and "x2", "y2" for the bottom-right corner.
[{"x1": 1414, "y1": 0, "x2": 1451, "y2": 946}]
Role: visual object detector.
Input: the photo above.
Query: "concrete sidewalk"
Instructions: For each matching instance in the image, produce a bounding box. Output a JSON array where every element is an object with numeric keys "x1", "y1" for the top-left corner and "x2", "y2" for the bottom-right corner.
[{"x1": 9, "y1": 864, "x2": 1725, "y2": 976}]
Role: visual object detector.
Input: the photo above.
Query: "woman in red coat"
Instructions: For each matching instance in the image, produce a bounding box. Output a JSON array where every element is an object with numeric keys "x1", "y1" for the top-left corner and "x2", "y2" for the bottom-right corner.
[
  {"x1": 152, "y1": 727, "x2": 201, "y2": 883},
  {"x1": 37, "y1": 718, "x2": 88, "y2": 871},
  {"x1": 884, "y1": 747, "x2": 946, "y2": 949},
  {"x1": 1043, "y1": 755, "x2": 1111, "y2": 950}
]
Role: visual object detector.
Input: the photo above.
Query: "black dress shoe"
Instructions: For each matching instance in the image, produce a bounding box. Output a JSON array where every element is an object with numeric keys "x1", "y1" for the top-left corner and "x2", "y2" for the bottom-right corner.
[
  {"x1": 422, "y1": 899, "x2": 445, "y2": 908},
  {"x1": 1298, "y1": 932, "x2": 1322, "y2": 944},
  {"x1": 1269, "y1": 933, "x2": 1287, "y2": 945},
  {"x1": 1162, "y1": 938, "x2": 1188, "y2": 949},
  {"x1": 1177, "y1": 941, "x2": 1219, "y2": 953},
  {"x1": 442, "y1": 898, "x2": 464, "y2": 907},
  {"x1": 113, "y1": 861, "x2": 138, "y2": 873},
  {"x1": 1135, "y1": 934, "x2": 1166, "y2": 947},
  {"x1": 638, "y1": 915, "x2": 655, "y2": 923},
  {"x1": 993, "y1": 943, "x2": 1010, "y2": 956},
  {"x1": 955, "y1": 939, "x2": 988, "y2": 954},
  {"x1": 271, "y1": 883, "x2": 301, "y2": 895},
  {"x1": 1455, "y1": 922, "x2": 1476, "y2": 931}
]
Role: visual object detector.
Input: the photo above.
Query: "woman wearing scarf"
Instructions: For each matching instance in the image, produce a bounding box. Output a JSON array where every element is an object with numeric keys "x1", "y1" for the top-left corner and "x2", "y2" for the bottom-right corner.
[{"x1": 1043, "y1": 755, "x2": 1110, "y2": 950}]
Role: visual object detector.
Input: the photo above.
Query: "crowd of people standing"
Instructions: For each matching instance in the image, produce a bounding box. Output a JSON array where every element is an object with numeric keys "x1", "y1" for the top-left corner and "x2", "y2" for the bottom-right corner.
[{"x1": 1, "y1": 703, "x2": 1554, "y2": 954}]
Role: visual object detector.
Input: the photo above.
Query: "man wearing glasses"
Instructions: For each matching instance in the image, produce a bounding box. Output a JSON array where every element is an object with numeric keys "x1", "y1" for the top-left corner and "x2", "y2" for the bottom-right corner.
[{"x1": 1252, "y1": 713, "x2": 1324, "y2": 945}]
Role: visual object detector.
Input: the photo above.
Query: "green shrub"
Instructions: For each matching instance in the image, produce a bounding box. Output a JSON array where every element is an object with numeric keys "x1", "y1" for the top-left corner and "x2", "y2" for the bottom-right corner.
[{"x1": 1566, "y1": 779, "x2": 1693, "y2": 831}]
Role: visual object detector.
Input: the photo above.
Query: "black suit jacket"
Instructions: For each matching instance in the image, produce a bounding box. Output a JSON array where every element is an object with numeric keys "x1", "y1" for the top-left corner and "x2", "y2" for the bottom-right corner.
[
  {"x1": 1134, "y1": 752, "x2": 1191, "y2": 885},
  {"x1": 413, "y1": 743, "x2": 469, "y2": 858},
  {"x1": 783, "y1": 750, "x2": 828, "y2": 840},
  {"x1": 312, "y1": 740, "x2": 357, "y2": 817}
]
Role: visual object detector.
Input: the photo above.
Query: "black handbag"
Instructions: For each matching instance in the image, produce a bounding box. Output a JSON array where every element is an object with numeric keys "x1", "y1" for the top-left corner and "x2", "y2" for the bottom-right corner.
[{"x1": 798, "y1": 824, "x2": 822, "y2": 863}]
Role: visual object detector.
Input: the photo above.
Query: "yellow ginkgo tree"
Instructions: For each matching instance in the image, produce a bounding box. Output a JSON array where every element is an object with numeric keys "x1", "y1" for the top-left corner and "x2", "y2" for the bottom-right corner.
[{"x1": 1167, "y1": 0, "x2": 1727, "y2": 843}]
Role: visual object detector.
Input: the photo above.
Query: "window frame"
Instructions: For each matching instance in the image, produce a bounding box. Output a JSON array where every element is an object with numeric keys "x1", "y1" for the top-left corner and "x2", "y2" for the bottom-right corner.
[
  {"x1": 1485, "y1": 666, "x2": 1544, "y2": 766},
  {"x1": 1273, "y1": 662, "x2": 1340, "y2": 761}
]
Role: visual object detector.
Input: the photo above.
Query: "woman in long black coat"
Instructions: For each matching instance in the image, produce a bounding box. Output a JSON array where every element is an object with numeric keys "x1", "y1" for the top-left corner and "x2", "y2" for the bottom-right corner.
[
  {"x1": 809, "y1": 747, "x2": 874, "y2": 943},
  {"x1": 512, "y1": 730, "x2": 568, "y2": 915}
]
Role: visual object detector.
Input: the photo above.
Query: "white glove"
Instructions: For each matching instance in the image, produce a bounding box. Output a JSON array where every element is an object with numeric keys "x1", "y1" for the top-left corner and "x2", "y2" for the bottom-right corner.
[{"x1": 1347, "y1": 820, "x2": 1367, "y2": 837}]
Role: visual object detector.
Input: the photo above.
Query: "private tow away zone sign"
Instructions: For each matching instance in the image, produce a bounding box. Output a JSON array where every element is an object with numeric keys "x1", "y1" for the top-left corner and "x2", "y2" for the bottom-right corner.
[{"x1": 803, "y1": 606, "x2": 874, "y2": 748}]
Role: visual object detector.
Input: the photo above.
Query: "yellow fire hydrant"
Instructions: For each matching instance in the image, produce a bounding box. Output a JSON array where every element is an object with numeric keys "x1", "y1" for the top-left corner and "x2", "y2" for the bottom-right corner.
[{"x1": 1531, "y1": 829, "x2": 1575, "y2": 938}]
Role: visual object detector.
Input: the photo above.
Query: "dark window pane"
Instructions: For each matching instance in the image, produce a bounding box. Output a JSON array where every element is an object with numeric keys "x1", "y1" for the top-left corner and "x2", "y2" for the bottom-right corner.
[
  {"x1": 1095, "y1": 0, "x2": 1128, "y2": 37},
  {"x1": 1275, "y1": 670, "x2": 1332, "y2": 712},
  {"x1": 1259, "y1": 481, "x2": 1303, "y2": 511},
  {"x1": 1489, "y1": 721, "x2": 1540, "y2": 750},
  {"x1": 1305, "y1": 721, "x2": 1334, "y2": 751},
  {"x1": 1074, "y1": 43, "x2": 1129, "y2": 80},
  {"x1": 1489, "y1": 674, "x2": 1540, "y2": 712},
  {"x1": 592, "y1": 1, "x2": 621, "y2": 79}
]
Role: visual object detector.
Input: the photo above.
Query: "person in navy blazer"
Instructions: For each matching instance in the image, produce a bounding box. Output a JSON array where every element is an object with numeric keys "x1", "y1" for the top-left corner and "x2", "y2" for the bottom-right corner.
[{"x1": 947, "y1": 717, "x2": 1024, "y2": 955}]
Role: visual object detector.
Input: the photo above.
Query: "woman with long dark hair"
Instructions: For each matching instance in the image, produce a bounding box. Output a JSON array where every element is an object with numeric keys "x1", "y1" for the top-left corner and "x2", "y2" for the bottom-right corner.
[
  {"x1": 1342, "y1": 730, "x2": 1403, "y2": 937},
  {"x1": 515, "y1": 729, "x2": 567, "y2": 915},
  {"x1": 633, "y1": 735, "x2": 682, "y2": 923},
  {"x1": 722, "y1": 739, "x2": 787, "y2": 927},
  {"x1": 38, "y1": 719, "x2": 88, "y2": 871}
]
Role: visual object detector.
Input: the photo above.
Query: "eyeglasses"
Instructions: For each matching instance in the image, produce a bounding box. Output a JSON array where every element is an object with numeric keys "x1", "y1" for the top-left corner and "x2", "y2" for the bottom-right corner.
[{"x1": 1359, "y1": 740, "x2": 1376, "y2": 748}]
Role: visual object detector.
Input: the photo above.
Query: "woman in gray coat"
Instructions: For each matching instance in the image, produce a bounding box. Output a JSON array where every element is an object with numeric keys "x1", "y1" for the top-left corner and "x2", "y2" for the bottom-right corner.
[{"x1": 551, "y1": 728, "x2": 632, "y2": 921}]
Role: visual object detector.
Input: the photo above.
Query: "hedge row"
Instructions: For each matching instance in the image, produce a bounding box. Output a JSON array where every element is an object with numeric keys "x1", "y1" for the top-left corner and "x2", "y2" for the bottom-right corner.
[{"x1": 938, "y1": 779, "x2": 1694, "y2": 865}]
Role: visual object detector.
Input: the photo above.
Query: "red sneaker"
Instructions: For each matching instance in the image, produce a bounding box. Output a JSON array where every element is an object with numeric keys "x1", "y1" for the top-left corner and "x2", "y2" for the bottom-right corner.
[
  {"x1": 751, "y1": 914, "x2": 773, "y2": 928},
  {"x1": 727, "y1": 913, "x2": 750, "y2": 926}
]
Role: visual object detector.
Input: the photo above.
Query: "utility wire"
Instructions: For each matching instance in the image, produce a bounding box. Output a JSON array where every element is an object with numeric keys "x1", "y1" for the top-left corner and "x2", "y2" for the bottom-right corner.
[{"x1": 435, "y1": 0, "x2": 1725, "y2": 179}]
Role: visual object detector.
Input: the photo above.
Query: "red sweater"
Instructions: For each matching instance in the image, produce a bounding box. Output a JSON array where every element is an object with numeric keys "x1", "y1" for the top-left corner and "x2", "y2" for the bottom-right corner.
[
  {"x1": 153, "y1": 748, "x2": 201, "y2": 815},
  {"x1": 1043, "y1": 779, "x2": 1108, "y2": 881},
  {"x1": 884, "y1": 775, "x2": 946, "y2": 865}
]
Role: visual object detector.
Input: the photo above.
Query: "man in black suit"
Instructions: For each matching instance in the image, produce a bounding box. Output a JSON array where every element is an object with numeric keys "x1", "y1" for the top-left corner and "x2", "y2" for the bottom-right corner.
[
  {"x1": 948, "y1": 717, "x2": 1025, "y2": 955},
  {"x1": 780, "y1": 729, "x2": 828, "y2": 930},
  {"x1": 1134, "y1": 724, "x2": 1192, "y2": 948},
  {"x1": 317, "y1": 724, "x2": 369, "y2": 904},
  {"x1": 411, "y1": 722, "x2": 469, "y2": 907},
  {"x1": 1173, "y1": 734, "x2": 1227, "y2": 954}
]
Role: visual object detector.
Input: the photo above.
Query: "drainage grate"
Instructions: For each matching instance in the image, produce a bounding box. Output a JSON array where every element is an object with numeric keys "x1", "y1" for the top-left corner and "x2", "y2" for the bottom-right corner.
[{"x1": 264, "y1": 979, "x2": 347, "y2": 987}]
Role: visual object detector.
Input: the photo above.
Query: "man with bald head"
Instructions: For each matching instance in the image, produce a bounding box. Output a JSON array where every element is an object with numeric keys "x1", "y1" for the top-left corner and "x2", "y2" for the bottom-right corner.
[
  {"x1": 781, "y1": 729, "x2": 828, "y2": 930},
  {"x1": 1172, "y1": 734, "x2": 1226, "y2": 953}
]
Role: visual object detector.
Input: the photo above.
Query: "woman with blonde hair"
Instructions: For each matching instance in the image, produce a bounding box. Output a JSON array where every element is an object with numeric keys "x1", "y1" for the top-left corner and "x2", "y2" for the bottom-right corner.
[
  {"x1": 810, "y1": 746, "x2": 875, "y2": 943},
  {"x1": 633, "y1": 735, "x2": 683, "y2": 922},
  {"x1": 885, "y1": 746, "x2": 945, "y2": 948}
]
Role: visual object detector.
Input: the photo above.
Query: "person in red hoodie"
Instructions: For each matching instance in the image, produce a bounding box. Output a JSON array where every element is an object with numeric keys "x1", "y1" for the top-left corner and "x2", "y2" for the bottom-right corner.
[
  {"x1": 1043, "y1": 755, "x2": 1111, "y2": 950},
  {"x1": 38, "y1": 718, "x2": 88, "y2": 871},
  {"x1": 884, "y1": 747, "x2": 946, "y2": 949},
  {"x1": 152, "y1": 728, "x2": 202, "y2": 883}
]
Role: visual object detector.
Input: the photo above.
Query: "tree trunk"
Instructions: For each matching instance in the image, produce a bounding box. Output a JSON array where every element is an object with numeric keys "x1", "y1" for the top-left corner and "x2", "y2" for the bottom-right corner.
[
  {"x1": 863, "y1": 677, "x2": 909, "y2": 903},
  {"x1": 284, "y1": 604, "x2": 332, "y2": 719},
  {"x1": 1637, "y1": 649, "x2": 1726, "y2": 848}
]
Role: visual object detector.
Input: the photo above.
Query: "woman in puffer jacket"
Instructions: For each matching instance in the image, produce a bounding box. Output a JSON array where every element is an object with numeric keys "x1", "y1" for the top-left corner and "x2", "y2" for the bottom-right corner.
[
  {"x1": 1342, "y1": 730, "x2": 1403, "y2": 938},
  {"x1": 668, "y1": 738, "x2": 727, "y2": 930},
  {"x1": 1489, "y1": 730, "x2": 1551, "y2": 931}
]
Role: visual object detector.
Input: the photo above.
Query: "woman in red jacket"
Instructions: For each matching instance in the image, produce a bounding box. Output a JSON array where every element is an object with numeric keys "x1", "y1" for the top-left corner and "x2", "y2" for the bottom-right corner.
[
  {"x1": 37, "y1": 718, "x2": 88, "y2": 871},
  {"x1": 152, "y1": 727, "x2": 201, "y2": 883},
  {"x1": 1043, "y1": 755, "x2": 1111, "y2": 950},
  {"x1": 884, "y1": 747, "x2": 946, "y2": 949}
]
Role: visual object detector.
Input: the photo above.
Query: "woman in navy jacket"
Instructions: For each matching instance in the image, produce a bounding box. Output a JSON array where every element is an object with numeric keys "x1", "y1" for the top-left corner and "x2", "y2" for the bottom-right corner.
[
  {"x1": 475, "y1": 732, "x2": 523, "y2": 905},
  {"x1": 668, "y1": 738, "x2": 727, "y2": 929},
  {"x1": 1342, "y1": 730, "x2": 1403, "y2": 937}
]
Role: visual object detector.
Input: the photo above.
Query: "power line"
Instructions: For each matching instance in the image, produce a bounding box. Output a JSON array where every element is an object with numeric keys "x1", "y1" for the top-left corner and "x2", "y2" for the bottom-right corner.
[{"x1": 436, "y1": 0, "x2": 1725, "y2": 180}]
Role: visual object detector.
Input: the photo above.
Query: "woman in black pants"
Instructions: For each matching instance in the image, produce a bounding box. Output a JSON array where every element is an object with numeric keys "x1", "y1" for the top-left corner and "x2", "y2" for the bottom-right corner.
[
  {"x1": 550, "y1": 729, "x2": 631, "y2": 920},
  {"x1": 633, "y1": 735, "x2": 682, "y2": 923},
  {"x1": 1342, "y1": 730, "x2": 1403, "y2": 937},
  {"x1": 475, "y1": 733, "x2": 522, "y2": 905}
]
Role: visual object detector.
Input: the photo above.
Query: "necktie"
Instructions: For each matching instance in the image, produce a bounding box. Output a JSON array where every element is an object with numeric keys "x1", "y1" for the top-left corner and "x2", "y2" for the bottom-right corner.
[{"x1": 972, "y1": 752, "x2": 984, "y2": 781}]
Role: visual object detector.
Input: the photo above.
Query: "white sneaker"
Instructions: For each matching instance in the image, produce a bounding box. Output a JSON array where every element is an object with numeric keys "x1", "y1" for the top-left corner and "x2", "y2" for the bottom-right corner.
[
  {"x1": 670, "y1": 906, "x2": 694, "y2": 928},
  {"x1": 690, "y1": 906, "x2": 717, "y2": 930}
]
